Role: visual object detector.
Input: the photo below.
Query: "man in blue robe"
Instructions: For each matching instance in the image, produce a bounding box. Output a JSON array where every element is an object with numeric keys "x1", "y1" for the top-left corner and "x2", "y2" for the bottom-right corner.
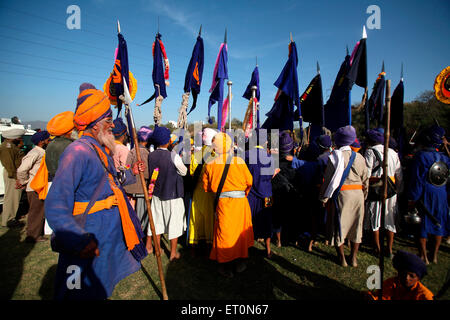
[
  {"x1": 408, "y1": 125, "x2": 450, "y2": 265},
  {"x1": 245, "y1": 130, "x2": 276, "y2": 258},
  {"x1": 45, "y1": 83, "x2": 147, "y2": 300}
]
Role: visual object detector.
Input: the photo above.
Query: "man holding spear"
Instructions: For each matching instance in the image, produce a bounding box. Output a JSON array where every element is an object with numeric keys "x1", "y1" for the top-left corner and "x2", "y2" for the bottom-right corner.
[{"x1": 44, "y1": 83, "x2": 147, "y2": 300}]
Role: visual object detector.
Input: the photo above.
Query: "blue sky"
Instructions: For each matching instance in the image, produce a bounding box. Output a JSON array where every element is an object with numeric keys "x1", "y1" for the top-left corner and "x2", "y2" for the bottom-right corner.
[{"x1": 0, "y1": 0, "x2": 449, "y2": 129}]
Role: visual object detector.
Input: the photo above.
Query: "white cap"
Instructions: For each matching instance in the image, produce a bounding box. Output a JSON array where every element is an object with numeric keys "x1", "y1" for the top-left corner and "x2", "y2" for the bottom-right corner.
[{"x1": 2, "y1": 128, "x2": 26, "y2": 139}]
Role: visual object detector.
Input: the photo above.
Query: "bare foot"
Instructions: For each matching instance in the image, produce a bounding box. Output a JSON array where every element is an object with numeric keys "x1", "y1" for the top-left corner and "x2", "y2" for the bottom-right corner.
[
  {"x1": 432, "y1": 256, "x2": 438, "y2": 264},
  {"x1": 350, "y1": 256, "x2": 358, "y2": 267},
  {"x1": 146, "y1": 246, "x2": 153, "y2": 255},
  {"x1": 170, "y1": 251, "x2": 181, "y2": 261},
  {"x1": 307, "y1": 240, "x2": 314, "y2": 252},
  {"x1": 275, "y1": 240, "x2": 281, "y2": 248},
  {"x1": 339, "y1": 256, "x2": 348, "y2": 267},
  {"x1": 420, "y1": 255, "x2": 430, "y2": 265}
]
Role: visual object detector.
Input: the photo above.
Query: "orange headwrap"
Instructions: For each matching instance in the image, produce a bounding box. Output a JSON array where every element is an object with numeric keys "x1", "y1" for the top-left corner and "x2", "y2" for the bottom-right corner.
[
  {"x1": 74, "y1": 86, "x2": 111, "y2": 131},
  {"x1": 212, "y1": 132, "x2": 232, "y2": 155},
  {"x1": 46, "y1": 111, "x2": 75, "y2": 136}
]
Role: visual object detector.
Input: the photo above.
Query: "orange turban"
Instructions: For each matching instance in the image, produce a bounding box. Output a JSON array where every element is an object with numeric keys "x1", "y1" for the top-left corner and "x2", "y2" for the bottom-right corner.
[
  {"x1": 73, "y1": 83, "x2": 112, "y2": 131},
  {"x1": 212, "y1": 132, "x2": 232, "y2": 155},
  {"x1": 47, "y1": 111, "x2": 75, "y2": 136}
]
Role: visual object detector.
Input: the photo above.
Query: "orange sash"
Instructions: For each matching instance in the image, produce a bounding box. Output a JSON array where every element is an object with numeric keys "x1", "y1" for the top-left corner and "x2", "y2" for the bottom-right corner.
[
  {"x1": 30, "y1": 154, "x2": 49, "y2": 200},
  {"x1": 72, "y1": 195, "x2": 118, "y2": 216},
  {"x1": 340, "y1": 184, "x2": 363, "y2": 191},
  {"x1": 83, "y1": 135, "x2": 140, "y2": 252}
]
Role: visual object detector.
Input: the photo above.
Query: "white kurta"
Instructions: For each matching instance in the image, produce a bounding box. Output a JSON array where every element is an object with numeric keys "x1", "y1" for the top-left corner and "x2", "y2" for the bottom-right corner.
[{"x1": 364, "y1": 144, "x2": 403, "y2": 232}]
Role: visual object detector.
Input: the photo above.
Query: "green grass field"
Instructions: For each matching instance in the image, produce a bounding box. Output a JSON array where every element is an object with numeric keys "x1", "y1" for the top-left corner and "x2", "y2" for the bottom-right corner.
[{"x1": 1, "y1": 218, "x2": 449, "y2": 300}]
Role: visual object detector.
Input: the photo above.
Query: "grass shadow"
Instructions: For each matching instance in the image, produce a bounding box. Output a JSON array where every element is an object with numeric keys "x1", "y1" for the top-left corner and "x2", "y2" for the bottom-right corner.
[
  {"x1": 140, "y1": 264, "x2": 163, "y2": 300},
  {"x1": 0, "y1": 225, "x2": 35, "y2": 299},
  {"x1": 164, "y1": 242, "x2": 362, "y2": 300},
  {"x1": 38, "y1": 264, "x2": 57, "y2": 300}
]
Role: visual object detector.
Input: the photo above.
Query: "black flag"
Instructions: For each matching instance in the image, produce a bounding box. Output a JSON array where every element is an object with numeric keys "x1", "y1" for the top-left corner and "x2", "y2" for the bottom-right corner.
[{"x1": 300, "y1": 74, "x2": 324, "y2": 126}]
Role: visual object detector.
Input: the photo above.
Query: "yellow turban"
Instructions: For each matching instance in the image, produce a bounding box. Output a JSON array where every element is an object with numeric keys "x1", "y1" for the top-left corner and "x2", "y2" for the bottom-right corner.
[
  {"x1": 46, "y1": 111, "x2": 75, "y2": 136},
  {"x1": 73, "y1": 83, "x2": 112, "y2": 131},
  {"x1": 212, "y1": 132, "x2": 232, "y2": 155}
]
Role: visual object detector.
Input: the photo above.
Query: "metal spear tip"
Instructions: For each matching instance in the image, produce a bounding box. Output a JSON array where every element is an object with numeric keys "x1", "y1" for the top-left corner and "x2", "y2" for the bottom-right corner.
[
  {"x1": 290, "y1": 32, "x2": 293, "y2": 43},
  {"x1": 382, "y1": 61, "x2": 385, "y2": 72},
  {"x1": 224, "y1": 28, "x2": 227, "y2": 43},
  {"x1": 198, "y1": 24, "x2": 202, "y2": 36},
  {"x1": 401, "y1": 62, "x2": 404, "y2": 80},
  {"x1": 117, "y1": 20, "x2": 121, "y2": 33},
  {"x1": 346, "y1": 45, "x2": 349, "y2": 56},
  {"x1": 362, "y1": 25, "x2": 367, "y2": 39},
  {"x1": 317, "y1": 61, "x2": 320, "y2": 74}
]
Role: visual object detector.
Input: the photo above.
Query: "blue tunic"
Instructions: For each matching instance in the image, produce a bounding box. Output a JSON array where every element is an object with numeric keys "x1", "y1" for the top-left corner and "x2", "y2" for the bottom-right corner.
[
  {"x1": 45, "y1": 135, "x2": 145, "y2": 300},
  {"x1": 408, "y1": 149, "x2": 450, "y2": 238},
  {"x1": 245, "y1": 147, "x2": 275, "y2": 239}
]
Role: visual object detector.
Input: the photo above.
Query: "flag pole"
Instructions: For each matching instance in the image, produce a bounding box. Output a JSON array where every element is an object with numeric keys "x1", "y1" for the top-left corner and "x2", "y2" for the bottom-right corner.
[
  {"x1": 378, "y1": 79, "x2": 391, "y2": 300},
  {"x1": 117, "y1": 21, "x2": 168, "y2": 301},
  {"x1": 227, "y1": 80, "x2": 233, "y2": 131},
  {"x1": 122, "y1": 100, "x2": 169, "y2": 301},
  {"x1": 251, "y1": 85, "x2": 258, "y2": 132},
  {"x1": 362, "y1": 25, "x2": 369, "y2": 131}
]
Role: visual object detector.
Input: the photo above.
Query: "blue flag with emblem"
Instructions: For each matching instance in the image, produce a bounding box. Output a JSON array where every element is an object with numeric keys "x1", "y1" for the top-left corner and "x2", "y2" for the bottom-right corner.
[
  {"x1": 138, "y1": 33, "x2": 167, "y2": 106},
  {"x1": 208, "y1": 42, "x2": 228, "y2": 129},
  {"x1": 262, "y1": 41, "x2": 300, "y2": 132},
  {"x1": 185, "y1": 35, "x2": 204, "y2": 115}
]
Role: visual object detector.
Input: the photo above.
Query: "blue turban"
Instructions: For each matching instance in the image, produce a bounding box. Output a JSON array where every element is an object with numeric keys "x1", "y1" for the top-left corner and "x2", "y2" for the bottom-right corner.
[
  {"x1": 137, "y1": 126, "x2": 153, "y2": 142},
  {"x1": 112, "y1": 117, "x2": 128, "y2": 138},
  {"x1": 366, "y1": 129, "x2": 384, "y2": 144},
  {"x1": 392, "y1": 250, "x2": 427, "y2": 279},
  {"x1": 350, "y1": 138, "x2": 361, "y2": 149},
  {"x1": 424, "y1": 125, "x2": 445, "y2": 148},
  {"x1": 150, "y1": 125, "x2": 171, "y2": 147},
  {"x1": 316, "y1": 134, "x2": 332, "y2": 149},
  {"x1": 279, "y1": 131, "x2": 294, "y2": 154},
  {"x1": 334, "y1": 125, "x2": 357, "y2": 147},
  {"x1": 31, "y1": 130, "x2": 50, "y2": 145}
]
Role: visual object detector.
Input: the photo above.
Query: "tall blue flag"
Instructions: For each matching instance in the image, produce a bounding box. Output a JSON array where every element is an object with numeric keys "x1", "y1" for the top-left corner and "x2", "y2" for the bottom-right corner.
[
  {"x1": 300, "y1": 73, "x2": 324, "y2": 142},
  {"x1": 324, "y1": 54, "x2": 351, "y2": 132},
  {"x1": 262, "y1": 41, "x2": 300, "y2": 132},
  {"x1": 138, "y1": 33, "x2": 167, "y2": 106},
  {"x1": 243, "y1": 66, "x2": 260, "y2": 129},
  {"x1": 113, "y1": 33, "x2": 130, "y2": 117},
  {"x1": 185, "y1": 35, "x2": 204, "y2": 115},
  {"x1": 114, "y1": 31, "x2": 135, "y2": 149},
  {"x1": 346, "y1": 38, "x2": 367, "y2": 90},
  {"x1": 368, "y1": 71, "x2": 386, "y2": 127},
  {"x1": 390, "y1": 79, "x2": 404, "y2": 132},
  {"x1": 390, "y1": 79, "x2": 405, "y2": 157},
  {"x1": 208, "y1": 43, "x2": 228, "y2": 129},
  {"x1": 243, "y1": 66, "x2": 260, "y2": 101}
]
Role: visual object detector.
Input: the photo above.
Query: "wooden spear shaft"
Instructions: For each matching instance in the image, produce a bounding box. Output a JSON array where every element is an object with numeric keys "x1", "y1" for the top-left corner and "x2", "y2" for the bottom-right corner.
[
  {"x1": 378, "y1": 79, "x2": 391, "y2": 300},
  {"x1": 125, "y1": 104, "x2": 169, "y2": 300}
]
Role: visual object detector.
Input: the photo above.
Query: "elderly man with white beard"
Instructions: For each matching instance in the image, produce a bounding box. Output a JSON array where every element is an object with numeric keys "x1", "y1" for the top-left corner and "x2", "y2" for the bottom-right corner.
[{"x1": 44, "y1": 83, "x2": 147, "y2": 300}]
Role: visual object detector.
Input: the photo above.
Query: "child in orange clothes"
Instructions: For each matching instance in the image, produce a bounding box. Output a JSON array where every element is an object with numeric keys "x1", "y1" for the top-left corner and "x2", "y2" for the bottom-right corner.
[{"x1": 367, "y1": 250, "x2": 433, "y2": 300}]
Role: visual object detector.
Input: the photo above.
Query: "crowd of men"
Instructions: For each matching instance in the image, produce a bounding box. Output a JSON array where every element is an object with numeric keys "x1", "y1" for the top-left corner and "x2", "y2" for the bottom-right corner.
[{"x1": 0, "y1": 82, "x2": 448, "y2": 300}]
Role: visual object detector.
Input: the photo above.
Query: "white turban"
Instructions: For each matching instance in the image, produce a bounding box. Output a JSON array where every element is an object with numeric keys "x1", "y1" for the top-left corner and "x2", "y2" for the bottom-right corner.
[
  {"x1": 202, "y1": 128, "x2": 218, "y2": 146},
  {"x1": 2, "y1": 128, "x2": 26, "y2": 140}
]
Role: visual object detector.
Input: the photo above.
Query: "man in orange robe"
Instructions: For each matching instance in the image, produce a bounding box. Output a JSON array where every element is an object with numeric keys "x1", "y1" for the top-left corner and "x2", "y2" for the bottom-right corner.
[{"x1": 202, "y1": 132, "x2": 254, "y2": 277}]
